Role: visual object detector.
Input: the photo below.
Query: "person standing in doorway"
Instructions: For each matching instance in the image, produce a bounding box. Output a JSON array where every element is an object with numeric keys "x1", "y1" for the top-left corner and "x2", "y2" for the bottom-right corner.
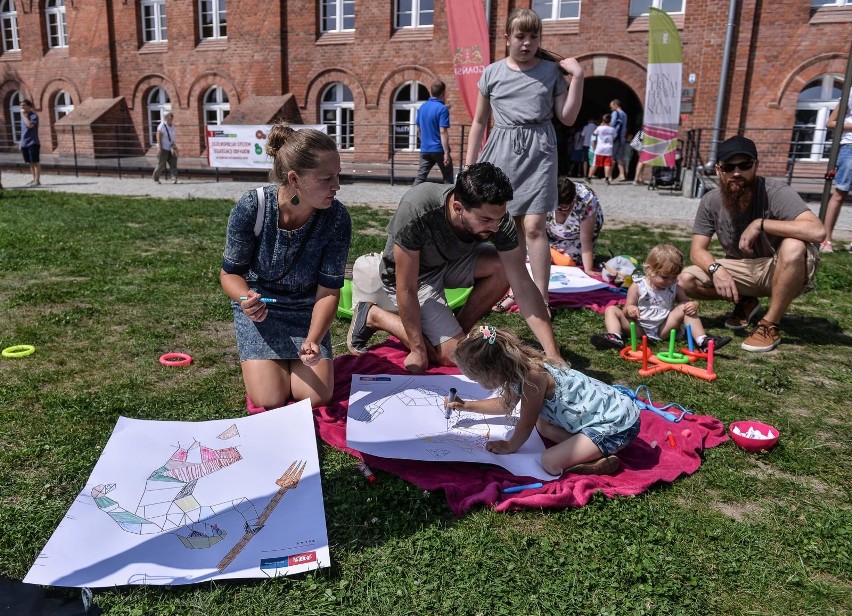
[
  {"x1": 413, "y1": 81, "x2": 453, "y2": 186},
  {"x1": 609, "y1": 99, "x2": 628, "y2": 181},
  {"x1": 153, "y1": 112, "x2": 178, "y2": 184},
  {"x1": 20, "y1": 99, "x2": 41, "y2": 187}
]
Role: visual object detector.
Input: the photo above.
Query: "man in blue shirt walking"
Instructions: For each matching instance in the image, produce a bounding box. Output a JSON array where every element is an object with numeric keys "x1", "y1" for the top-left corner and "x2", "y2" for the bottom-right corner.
[
  {"x1": 413, "y1": 81, "x2": 453, "y2": 185},
  {"x1": 20, "y1": 99, "x2": 41, "y2": 187}
]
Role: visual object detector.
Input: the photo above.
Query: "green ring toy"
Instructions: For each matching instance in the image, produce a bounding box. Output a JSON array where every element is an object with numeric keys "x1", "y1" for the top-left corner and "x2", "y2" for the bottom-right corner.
[
  {"x1": 656, "y1": 351, "x2": 689, "y2": 364},
  {"x1": 2, "y1": 344, "x2": 36, "y2": 358}
]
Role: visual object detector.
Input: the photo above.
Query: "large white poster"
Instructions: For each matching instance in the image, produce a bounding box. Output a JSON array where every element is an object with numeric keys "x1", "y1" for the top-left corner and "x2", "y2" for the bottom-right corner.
[
  {"x1": 24, "y1": 400, "x2": 330, "y2": 587},
  {"x1": 531, "y1": 264, "x2": 609, "y2": 293},
  {"x1": 347, "y1": 374, "x2": 553, "y2": 481},
  {"x1": 206, "y1": 124, "x2": 326, "y2": 170}
]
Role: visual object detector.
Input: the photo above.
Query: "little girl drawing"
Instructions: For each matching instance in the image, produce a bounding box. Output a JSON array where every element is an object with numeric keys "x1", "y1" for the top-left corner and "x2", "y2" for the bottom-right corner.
[
  {"x1": 450, "y1": 326, "x2": 640, "y2": 476},
  {"x1": 591, "y1": 244, "x2": 731, "y2": 351},
  {"x1": 464, "y1": 8, "x2": 584, "y2": 321}
]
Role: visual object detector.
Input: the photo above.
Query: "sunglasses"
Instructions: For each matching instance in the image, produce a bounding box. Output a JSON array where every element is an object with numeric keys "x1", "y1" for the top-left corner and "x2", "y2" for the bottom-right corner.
[{"x1": 718, "y1": 160, "x2": 755, "y2": 173}]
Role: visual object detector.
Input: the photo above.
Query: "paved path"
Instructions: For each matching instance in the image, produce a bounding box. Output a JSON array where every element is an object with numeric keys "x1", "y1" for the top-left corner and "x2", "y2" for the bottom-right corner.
[{"x1": 4, "y1": 170, "x2": 851, "y2": 238}]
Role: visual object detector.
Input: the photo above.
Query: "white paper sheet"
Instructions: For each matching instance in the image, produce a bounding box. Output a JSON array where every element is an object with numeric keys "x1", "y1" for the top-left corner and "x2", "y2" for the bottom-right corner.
[
  {"x1": 24, "y1": 400, "x2": 330, "y2": 587},
  {"x1": 527, "y1": 264, "x2": 609, "y2": 293},
  {"x1": 346, "y1": 374, "x2": 553, "y2": 480}
]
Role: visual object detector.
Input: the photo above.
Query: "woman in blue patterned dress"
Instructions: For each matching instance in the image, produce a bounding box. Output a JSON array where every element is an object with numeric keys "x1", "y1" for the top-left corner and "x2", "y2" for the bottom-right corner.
[{"x1": 220, "y1": 124, "x2": 351, "y2": 409}]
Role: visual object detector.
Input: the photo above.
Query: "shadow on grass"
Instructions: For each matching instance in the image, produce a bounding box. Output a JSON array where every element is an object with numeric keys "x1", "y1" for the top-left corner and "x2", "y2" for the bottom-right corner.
[{"x1": 700, "y1": 314, "x2": 852, "y2": 347}]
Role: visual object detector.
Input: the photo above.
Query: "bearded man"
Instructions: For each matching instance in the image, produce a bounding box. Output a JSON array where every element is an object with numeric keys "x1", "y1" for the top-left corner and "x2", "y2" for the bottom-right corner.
[
  {"x1": 347, "y1": 162, "x2": 559, "y2": 372},
  {"x1": 678, "y1": 136, "x2": 825, "y2": 352}
]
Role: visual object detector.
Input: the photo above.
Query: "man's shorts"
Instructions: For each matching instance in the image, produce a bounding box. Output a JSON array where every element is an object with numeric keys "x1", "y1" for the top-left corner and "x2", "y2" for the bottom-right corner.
[
  {"x1": 834, "y1": 143, "x2": 852, "y2": 192},
  {"x1": 384, "y1": 244, "x2": 492, "y2": 347},
  {"x1": 594, "y1": 154, "x2": 613, "y2": 168},
  {"x1": 681, "y1": 242, "x2": 820, "y2": 297},
  {"x1": 21, "y1": 144, "x2": 40, "y2": 164},
  {"x1": 612, "y1": 139, "x2": 627, "y2": 163}
]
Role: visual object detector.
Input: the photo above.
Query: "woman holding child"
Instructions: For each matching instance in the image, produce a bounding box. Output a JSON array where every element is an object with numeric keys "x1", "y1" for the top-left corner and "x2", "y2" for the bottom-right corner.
[{"x1": 220, "y1": 124, "x2": 351, "y2": 410}]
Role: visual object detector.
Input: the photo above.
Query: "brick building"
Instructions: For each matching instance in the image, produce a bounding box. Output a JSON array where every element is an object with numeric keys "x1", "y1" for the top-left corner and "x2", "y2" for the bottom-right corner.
[{"x1": 0, "y1": 0, "x2": 849, "y2": 176}]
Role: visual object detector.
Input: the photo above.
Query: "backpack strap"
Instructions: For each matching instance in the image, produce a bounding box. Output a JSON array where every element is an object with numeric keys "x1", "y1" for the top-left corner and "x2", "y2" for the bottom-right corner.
[{"x1": 254, "y1": 187, "x2": 265, "y2": 237}]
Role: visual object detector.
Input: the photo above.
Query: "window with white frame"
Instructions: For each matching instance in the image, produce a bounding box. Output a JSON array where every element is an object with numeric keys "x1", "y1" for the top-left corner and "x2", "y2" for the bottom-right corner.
[
  {"x1": 203, "y1": 86, "x2": 230, "y2": 126},
  {"x1": 811, "y1": 0, "x2": 850, "y2": 6},
  {"x1": 532, "y1": 0, "x2": 581, "y2": 20},
  {"x1": 199, "y1": 0, "x2": 226, "y2": 39},
  {"x1": 147, "y1": 87, "x2": 171, "y2": 146},
  {"x1": 0, "y1": 0, "x2": 20, "y2": 52},
  {"x1": 392, "y1": 81, "x2": 429, "y2": 151},
  {"x1": 791, "y1": 75, "x2": 844, "y2": 161},
  {"x1": 54, "y1": 90, "x2": 74, "y2": 120},
  {"x1": 46, "y1": 0, "x2": 68, "y2": 48},
  {"x1": 321, "y1": 0, "x2": 354, "y2": 32},
  {"x1": 141, "y1": 0, "x2": 167, "y2": 43},
  {"x1": 9, "y1": 90, "x2": 22, "y2": 143},
  {"x1": 395, "y1": 0, "x2": 433, "y2": 28},
  {"x1": 628, "y1": 0, "x2": 685, "y2": 16},
  {"x1": 320, "y1": 83, "x2": 354, "y2": 150}
]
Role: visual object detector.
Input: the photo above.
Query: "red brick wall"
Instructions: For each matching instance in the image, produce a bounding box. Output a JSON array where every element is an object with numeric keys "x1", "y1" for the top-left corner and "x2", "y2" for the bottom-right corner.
[{"x1": 0, "y1": 0, "x2": 849, "y2": 169}]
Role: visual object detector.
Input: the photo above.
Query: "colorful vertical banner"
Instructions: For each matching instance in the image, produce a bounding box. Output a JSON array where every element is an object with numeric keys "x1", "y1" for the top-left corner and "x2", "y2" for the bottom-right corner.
[
  {"x1": 639, "y1": 7, "x2": 682, "y2": 167},
  {"x1": 446, "y1": 0, "x2": 490, "y2": 121}
]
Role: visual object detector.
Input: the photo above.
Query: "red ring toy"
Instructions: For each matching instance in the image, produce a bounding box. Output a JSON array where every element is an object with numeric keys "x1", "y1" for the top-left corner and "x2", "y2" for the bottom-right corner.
[{"x1": 159, "y1": 352, "x2": 192, "y2": 367}]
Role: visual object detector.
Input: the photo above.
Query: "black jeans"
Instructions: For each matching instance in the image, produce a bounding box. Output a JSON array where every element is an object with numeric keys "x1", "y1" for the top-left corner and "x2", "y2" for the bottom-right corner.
[{"x1": 413, "y1": 152, "x2": 453, "y2": 185}]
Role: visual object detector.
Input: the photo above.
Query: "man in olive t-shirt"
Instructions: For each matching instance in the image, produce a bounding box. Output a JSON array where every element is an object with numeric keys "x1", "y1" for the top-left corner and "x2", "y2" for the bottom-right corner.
[
  {"x1": 348, "y1": 162, "x2": 559, "y2": 372},
  {"x1": 679, "y1": 136, "x2": 825, "y2": 352}
]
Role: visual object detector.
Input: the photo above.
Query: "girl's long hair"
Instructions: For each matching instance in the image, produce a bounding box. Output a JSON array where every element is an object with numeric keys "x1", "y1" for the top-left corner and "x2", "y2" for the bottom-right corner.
[
  {"x1": 454, "y1": 326, "x2": 567, "y2": 410},
  {"x1": 505, "y1": 8, "x2": 567, "y2": 74}
]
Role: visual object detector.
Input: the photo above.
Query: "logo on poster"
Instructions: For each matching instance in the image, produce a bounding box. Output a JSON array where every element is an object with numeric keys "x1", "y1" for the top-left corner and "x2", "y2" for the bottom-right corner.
[{"x1": 288, "y1": 551, "x2": 317, "y2": 566}]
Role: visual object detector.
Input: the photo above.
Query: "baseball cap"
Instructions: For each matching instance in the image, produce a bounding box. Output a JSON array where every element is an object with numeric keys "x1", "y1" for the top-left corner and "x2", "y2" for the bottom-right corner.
[{"x1": 717, "y1": 135, "x2": 758, "y2": 162}]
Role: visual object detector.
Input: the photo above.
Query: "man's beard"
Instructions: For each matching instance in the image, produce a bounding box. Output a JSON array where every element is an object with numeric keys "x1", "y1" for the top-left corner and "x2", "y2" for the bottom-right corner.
[{"x1": 720, "y1": 175, "x2": 757, "y2": 217}]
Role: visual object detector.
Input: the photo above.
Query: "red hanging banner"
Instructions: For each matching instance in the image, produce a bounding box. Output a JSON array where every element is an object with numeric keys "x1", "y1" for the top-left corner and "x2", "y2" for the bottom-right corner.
[{"x1": 446, "y1": 0, "x2": 490, "y2": 122}]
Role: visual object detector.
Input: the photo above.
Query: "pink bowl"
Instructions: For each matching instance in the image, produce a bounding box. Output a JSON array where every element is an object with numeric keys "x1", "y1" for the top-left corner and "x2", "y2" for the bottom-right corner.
[{"x1": 729, "y1": 420, "x2": 779, "y2": 452}]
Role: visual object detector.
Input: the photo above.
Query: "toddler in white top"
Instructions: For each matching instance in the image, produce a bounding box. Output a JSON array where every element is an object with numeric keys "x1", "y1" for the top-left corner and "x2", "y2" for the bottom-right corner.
[{"x1": 592, "y1": 244, "x2": 731, "y2": 352}]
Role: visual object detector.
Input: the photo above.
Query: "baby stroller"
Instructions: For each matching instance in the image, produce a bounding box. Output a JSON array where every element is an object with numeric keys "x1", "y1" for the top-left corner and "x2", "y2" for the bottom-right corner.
[{"x1": 648, "y1": 148, "x2": 683, "y2": 191}]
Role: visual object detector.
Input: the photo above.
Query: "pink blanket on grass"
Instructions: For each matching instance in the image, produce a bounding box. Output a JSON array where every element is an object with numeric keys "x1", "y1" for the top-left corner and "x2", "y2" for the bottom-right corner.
[
  {"x1": 313, "y1": 340, "x2": 728, "y2": 516},
  {"x1": 505, "y1": 288, "x2": 626, "y2": 314}
]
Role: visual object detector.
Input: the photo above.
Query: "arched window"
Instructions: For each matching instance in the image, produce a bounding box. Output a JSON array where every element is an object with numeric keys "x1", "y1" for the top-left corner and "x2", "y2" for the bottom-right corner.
[
  {"x1": 320, "y1": 83, "x2": 354, "y2": 150},
  {"x1": 8, "y1": 90, "x2": 22, "y2": 143},
  {"x1": 0, "y1": 0, "x2": 20, "y2": 52},
  {"x1": 46, "y1": 0, "x2": 68, "y2": 49},
  {"x1": 54, "y1": 90, "x2": 74, "y2": 121},
  {"x1": 199, "y1": 0, "x2": 226, "y2": 39},
  {"x1": 141, "y1": 0, "x2": 167, "y2": 43},
  {"x1": 203, "y1": 86, "x2": 229, "y2": 126},
  {"x1": 147, "y1": 87, "x2": 171, "y2": 146},
  {"x1": 791, "y1": 74, "x2": 844, "y2": 161},
  {"x1": 392, "y1": 81, "x2": 429, "y2": 151}
]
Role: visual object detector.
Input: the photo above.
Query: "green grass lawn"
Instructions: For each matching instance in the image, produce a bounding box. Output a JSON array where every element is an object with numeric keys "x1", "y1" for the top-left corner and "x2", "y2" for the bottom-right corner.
[{"x1": 1, "y1": 190, "x2": 849, "y2": 615}]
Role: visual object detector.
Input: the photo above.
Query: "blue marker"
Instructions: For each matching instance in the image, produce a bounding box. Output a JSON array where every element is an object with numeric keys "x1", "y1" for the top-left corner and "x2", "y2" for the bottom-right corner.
[
  {"x1": 445, "y1": 388, "x2": 457, "y2": 419},
  {"x1": 501, "y1": 482, "x2": 543, "y2": 494},
  {"x1": 239, "y1": 296, "x2": 277, "y2": 303}
]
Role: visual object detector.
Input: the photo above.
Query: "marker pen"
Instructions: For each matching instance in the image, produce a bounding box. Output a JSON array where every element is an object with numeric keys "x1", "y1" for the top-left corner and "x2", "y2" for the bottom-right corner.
[
  {"x1": 239, "y1": 296, "x2": 277, "y2": 303},
  {"x1": 445, "y1": 387, "x2": 457, "y2": 419},
  {"x1": 501, "y1": 482, "x2": 543, "y2": 494}
]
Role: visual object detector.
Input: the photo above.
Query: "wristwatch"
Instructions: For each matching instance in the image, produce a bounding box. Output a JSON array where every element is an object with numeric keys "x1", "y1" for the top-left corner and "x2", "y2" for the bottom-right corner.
[{"x1": 708, "y1": 262, "x2": 722, "y2": 277}]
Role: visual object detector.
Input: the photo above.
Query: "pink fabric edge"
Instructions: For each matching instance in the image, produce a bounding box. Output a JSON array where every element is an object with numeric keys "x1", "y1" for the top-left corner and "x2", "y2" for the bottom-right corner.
[{"x1": 314, "y1": 339, "x2": 728, "y2": 516}]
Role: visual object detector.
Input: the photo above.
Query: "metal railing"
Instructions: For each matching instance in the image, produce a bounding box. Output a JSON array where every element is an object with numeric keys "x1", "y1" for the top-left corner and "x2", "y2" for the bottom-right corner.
[{"x1": 0, "y1": 121, "x2": 835, "y2": 192}]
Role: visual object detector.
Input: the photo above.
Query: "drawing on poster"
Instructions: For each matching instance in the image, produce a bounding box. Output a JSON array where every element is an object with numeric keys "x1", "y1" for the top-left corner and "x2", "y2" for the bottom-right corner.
[
  {"x1": 24, "y1": 400, "x2": 330, "y2": 587},
  {"x1": 347, "y1": 374, "x2": 552, "y2": 480}
]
